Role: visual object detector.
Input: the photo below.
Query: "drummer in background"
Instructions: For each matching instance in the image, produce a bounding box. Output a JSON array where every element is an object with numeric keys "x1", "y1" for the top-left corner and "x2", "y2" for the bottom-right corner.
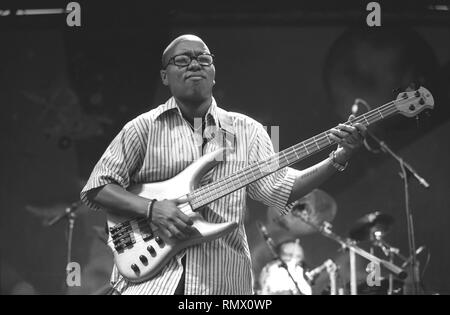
[{"x1": 258, "y1": 239, "x2": 312, "y2": 295}]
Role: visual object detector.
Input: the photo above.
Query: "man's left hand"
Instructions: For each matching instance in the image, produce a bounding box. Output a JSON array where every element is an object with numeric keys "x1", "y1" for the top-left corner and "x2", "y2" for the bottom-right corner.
[{"x1": 329, "y1": 115, "x2": 367, "y2": 163}]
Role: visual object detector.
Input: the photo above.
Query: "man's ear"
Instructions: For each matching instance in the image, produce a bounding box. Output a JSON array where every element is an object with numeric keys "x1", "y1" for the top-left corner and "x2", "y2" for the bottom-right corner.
[{"x1": 160, "y1": 70, "x2": 169, "y2": 86}]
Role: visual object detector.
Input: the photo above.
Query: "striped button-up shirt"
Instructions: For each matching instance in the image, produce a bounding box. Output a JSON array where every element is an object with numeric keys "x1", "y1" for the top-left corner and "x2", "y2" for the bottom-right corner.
[{"x1": 81, "y1": 96, "x2": 298, "y2": 295}]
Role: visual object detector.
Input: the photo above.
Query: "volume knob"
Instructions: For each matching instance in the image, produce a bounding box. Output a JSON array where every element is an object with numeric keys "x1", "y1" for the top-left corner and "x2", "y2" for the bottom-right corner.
[
  {"x1": 131, "y1": 264, "x2": 140, "y2": 274},
  {"x1": 147, "y1": 246, "x2": 156, "y2": 256},
  {"x1": 139, "y1": 255, "x2": 148, "y2": 264},
  {"x1": 155, "y1": 236, "x2": 165, "y2": 247}
]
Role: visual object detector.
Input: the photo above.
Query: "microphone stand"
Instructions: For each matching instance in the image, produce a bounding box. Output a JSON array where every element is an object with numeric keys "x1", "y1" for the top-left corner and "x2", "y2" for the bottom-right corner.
[
  {"x1": 46, "y1": 200, "x2": 82, "y2": 288},
  {"x1": 365, "y1": 128, "x2": 428, "y2": 294},
  {"x1": 257, "y1": 222, "x2": 303, "y2": 295}
]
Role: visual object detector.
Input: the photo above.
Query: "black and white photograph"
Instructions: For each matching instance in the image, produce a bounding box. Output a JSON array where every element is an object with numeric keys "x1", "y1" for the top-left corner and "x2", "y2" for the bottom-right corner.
[{"x1": 1, "y1": 0, "x2": 449, "y2": 299}]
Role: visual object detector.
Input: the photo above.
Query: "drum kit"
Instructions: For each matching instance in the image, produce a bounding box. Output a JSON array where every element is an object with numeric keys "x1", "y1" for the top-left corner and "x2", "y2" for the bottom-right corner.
[{"x1": 254, "y1": 189, "x2": 418, "y2": 295}]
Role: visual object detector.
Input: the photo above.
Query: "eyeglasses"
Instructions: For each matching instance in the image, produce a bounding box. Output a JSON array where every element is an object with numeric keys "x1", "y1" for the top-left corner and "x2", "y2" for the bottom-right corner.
[{"x1": 165, "y1": 53, "x2": 214, "y2": 69}]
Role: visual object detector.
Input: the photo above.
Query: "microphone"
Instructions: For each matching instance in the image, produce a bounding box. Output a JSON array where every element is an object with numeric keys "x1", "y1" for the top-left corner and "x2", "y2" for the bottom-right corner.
[
  {"x1": 304, "y1": 259, "x2": 332, "y2": 285},
  {"x1": 256, "y1": 221, "x2": 277, "y2": 252},
  {"x1": 401, "y1": 246, "x2": 426, "y2": 268},
  {"x1": 351, "y1": 98, "x2": 371, "y2": 116}
]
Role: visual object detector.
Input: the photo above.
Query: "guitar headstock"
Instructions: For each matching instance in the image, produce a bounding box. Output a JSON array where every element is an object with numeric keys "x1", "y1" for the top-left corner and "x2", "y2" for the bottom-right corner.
[{"x1": 395, "y1": 87, "x2": 434, "y2": 117}]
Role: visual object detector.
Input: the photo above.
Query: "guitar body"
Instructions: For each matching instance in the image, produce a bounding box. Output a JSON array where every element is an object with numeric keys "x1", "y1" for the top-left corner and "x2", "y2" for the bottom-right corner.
[{"x1": 106, "y1": 148, "x2": 238, "y2": 282}]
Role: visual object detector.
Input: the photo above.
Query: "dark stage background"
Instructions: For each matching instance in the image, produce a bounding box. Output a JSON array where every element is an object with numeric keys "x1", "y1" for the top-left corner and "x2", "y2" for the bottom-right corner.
[{"x1": 1, "y1": 2, "x2": 449, "y2": 294}]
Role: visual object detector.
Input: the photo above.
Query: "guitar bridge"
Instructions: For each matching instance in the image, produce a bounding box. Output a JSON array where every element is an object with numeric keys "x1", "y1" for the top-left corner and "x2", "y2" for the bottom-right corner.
[{"x1": 110, "y1": 221, "x2": 135, "y2": 252}]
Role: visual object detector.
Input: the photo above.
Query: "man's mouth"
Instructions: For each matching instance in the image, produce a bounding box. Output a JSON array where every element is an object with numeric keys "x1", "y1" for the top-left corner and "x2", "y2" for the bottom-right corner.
[{"x1": 186, "y1": 74, "x2": 205, "y2": 80}]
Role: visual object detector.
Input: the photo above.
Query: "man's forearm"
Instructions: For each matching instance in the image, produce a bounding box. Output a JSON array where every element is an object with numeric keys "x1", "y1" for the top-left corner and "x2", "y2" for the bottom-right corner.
[
  {"x1": 87, "y1": 183, "x2": 149, "y2": 217},
  {"x1": 287, "y1": 150, "x2": 348, "y2": 204}
]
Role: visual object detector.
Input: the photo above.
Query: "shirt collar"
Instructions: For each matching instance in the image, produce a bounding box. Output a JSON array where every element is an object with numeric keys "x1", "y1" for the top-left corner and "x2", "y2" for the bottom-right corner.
[{"x1": 152, "y1": 96, "x2": 219, "y2": 127}]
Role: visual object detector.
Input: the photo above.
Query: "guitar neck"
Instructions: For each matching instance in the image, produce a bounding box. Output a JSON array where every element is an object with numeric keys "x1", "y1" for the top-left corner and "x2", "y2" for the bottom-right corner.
[{"x1": 189, "y1": 98, "x2": 403, "y2": 210}]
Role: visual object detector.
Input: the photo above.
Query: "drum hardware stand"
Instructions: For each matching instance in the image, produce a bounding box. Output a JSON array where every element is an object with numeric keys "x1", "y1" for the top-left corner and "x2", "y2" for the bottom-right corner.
[
  {"x1": 324, "y1": 259, "x2": 339, "y2": 295},
  {"x1": 349, "y1": 247, "x2": 358, "y2": 295},
  {"x1": 256, "y1": 221, "x2": 304, "y2": 295},
  {"x1": 364, "y1": 128, "x2": 429, "y2": 295},
  {"x1": 371, "y1": 231, "x2": 407, "y2": 295},
  {"x1": 46, "y1": 200, "x2": 82, "y2": 288},
  {"x1": 296, "y1": 213, "x2": 408, "y2": 295}
]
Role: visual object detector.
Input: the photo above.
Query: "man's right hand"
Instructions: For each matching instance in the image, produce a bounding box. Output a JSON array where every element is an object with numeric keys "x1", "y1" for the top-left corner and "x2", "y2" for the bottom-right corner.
[{"x1": 151, "y1": 199, "x2": 195, "y2": 240}]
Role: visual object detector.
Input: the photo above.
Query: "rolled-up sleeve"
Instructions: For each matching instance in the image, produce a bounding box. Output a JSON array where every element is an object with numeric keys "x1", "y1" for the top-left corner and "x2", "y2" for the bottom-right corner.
[
  {"x1": 80, "y1": 121, "x2": 146, "y2": 211},
  {"x1": 247, "y1": 123, "x2": 299, "y2": 215}
]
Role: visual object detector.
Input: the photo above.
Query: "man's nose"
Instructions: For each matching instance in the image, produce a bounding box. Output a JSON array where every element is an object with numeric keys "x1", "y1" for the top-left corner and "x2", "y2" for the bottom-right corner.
[{"x1": 187, "y1": 58, "x2": 201, "y2": 70}]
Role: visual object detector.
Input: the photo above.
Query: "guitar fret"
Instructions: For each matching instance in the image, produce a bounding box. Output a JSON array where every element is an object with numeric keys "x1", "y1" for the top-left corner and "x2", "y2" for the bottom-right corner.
[
  {"x1": 221, "y1": 180, "x2": 231, "y2": 197},
  {"x1": 377, "y1": 108, "x2": 384, "y2": 118},
  {"x1": 222, "y1": 177, "x2": 233, "y2": 196},
  {"x1": 313, "y1": 137, "x2": 321, "y2": 150},
  {"x1": 326, "y1": 133, "x2": 332, "y2": 144},
  {"x1": 241, "y1": 168, "x2": 250, "y2": 187},
  {"x1": 228, "y1": 178, "x2": 236, "y2": 192},
  {"x1": 306, "y1": 141, "x2": 315, "y2": 153},
  {"x1": 234, "y1": 173, "x2": 244, "y2": 192},
  {"x1": 302, "y1": 142, "x2": 309, "y2": 154},
  {"x1": 190, "y1": 193, "x2": 197, "y2": 208},
  {"x1": 281, "y1": 151, "x2": 290, "y2": 167},
  {"x1": 205, "y1": 187, "x2": 214, "y2": 205},
  {"x1": 218, "y1": 180, "x2": 227, "y2": 198},
  {"x1": 363, "y1": 115, "x2": 369, "y2": 125},
  {"x1": 293, "y1": 147, "x2": 300, "y2": 159},
  {"x1": 254, "y1": 165, "x2": 261, "y2": 179},
  {"x1": 247, "y1": 167, "x2": 258, "y2": 186},
  {"x1": 197, "y1": 191, "x2": 207, "y2": 208},
  {"x1": 285, "y1": 149, "x2": 295, "y2": 164}
]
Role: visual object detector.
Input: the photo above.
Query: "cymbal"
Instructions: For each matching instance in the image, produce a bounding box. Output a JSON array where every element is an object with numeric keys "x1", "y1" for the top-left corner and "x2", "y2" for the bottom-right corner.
[
  {"x1": 348, "y1": 211, "x2": 394, "y2": 242},
  {"x1": 25, "y1": 201, "x2": 89, "y2": 226},
  {"x1": 267, "y1": 189, "x2": 337, "y2": 235}
]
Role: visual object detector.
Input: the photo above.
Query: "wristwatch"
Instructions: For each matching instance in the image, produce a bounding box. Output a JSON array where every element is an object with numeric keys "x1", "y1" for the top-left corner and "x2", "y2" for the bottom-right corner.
[{"x1": 329, "y1": 150, "x2": 348, "y2": 172}]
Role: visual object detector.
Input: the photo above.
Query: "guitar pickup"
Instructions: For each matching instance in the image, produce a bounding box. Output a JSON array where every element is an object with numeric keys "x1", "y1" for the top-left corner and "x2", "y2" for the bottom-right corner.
[
  {"x1": 138, "y1": 221, "x2": 153, "y2": 241},
  {"x1": 110, "y1": 222, "x2": 132, "y2": 238}
]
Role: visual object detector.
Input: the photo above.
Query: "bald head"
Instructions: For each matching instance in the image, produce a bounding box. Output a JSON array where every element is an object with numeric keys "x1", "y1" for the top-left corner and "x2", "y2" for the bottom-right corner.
[{"x1": 161, "y1": 34, "x2": 210, "y2": 68}]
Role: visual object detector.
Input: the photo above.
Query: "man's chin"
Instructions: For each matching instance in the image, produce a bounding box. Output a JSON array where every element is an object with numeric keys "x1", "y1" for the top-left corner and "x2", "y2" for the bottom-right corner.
[{"x1": 178, "y1": 92, "x2": 211, "y2": 104}]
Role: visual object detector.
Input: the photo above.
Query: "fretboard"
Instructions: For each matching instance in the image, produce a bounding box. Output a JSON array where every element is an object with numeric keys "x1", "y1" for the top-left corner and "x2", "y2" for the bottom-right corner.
[{"x1": 189, "y1": 98, "x2": 404, "y2": 210}]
